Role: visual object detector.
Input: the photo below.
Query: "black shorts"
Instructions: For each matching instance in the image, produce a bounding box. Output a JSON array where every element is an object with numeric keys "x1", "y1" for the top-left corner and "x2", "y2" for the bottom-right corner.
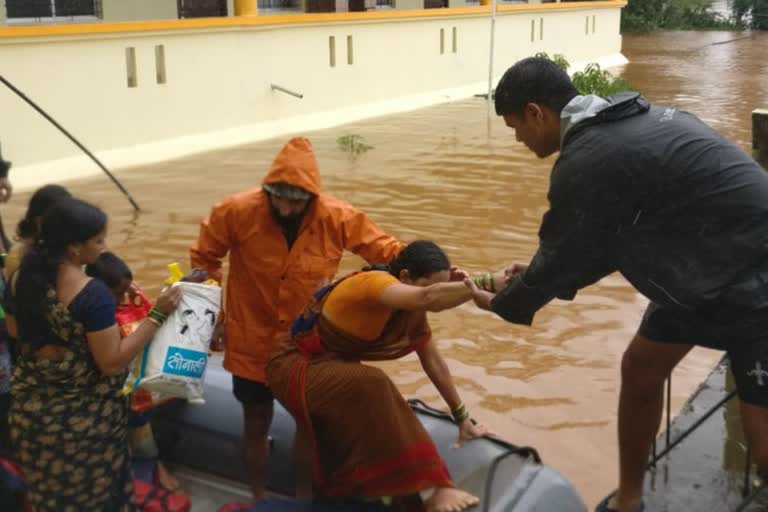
[
  {"x1": 639, "y1": 302, "x2": 768, "y2": 406},
  {"x1": 232, "y1": 375, "x2": 274, "y2": 405}
]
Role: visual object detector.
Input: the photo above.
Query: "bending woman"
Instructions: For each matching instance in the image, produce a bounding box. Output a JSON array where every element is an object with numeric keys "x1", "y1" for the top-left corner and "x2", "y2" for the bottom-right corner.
[
  {"x1": 5, "y1": 198, "x2": 180, "y2": 511},
  {"x1": 268, "y1": 240, "x2": 489, "y2": 512}
]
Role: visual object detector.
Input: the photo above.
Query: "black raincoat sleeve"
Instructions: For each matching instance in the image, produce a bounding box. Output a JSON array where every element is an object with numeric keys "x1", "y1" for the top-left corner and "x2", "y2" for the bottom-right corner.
[{"x1": 491, "y1": 147, "x2": 628, "y2": 325}]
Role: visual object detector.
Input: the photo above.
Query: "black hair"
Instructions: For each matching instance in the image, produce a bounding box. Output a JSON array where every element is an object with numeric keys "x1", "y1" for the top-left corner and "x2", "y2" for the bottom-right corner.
[
  {"x1": 366, "y1": 240, "x2": 451, "y2": 280},
  {"x1": 16, "y1": 184, "x2": 72, "y2": 240},
  {"x1": 15, "y1": 198, "x2": 107, "y2": 347},
  {"x1": 494, "y1": 57, "x2": 579, "y2": 117},
  {"x1": 85, "y1": 251, "x2": 132, "y2": 290}
]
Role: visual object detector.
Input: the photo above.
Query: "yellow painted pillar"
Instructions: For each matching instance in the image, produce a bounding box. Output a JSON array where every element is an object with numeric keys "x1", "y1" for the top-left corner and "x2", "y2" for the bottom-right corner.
[{"x1": 235, "y1": 0, "x2": 258, "y2": 15}]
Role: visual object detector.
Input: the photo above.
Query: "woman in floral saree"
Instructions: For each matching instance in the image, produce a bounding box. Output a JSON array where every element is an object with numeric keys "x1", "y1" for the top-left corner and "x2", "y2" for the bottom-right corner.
[
  {"x1": 5, "y1": 198, "x2": 180, "y2": 511},
  {"x1": 268, "y1": 241, "x2": 492, "y2": 512}
]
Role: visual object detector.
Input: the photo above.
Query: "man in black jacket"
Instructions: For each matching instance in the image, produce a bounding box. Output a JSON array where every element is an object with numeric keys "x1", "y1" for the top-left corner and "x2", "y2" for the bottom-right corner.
[{"x1": 467, "y1": 57, "x2": 768, "y2": 512}]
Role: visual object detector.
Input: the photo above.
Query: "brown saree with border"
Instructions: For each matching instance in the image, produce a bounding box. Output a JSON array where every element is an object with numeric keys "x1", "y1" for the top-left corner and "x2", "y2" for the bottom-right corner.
[{"x1": 268, "y1": 273, "x2": 453, "y2": 501}]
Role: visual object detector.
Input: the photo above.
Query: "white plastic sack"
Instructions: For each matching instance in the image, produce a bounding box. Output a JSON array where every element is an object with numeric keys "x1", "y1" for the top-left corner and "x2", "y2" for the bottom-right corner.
[{"x1": 133, "y1": 282, "x2": 221, "y2": 404}]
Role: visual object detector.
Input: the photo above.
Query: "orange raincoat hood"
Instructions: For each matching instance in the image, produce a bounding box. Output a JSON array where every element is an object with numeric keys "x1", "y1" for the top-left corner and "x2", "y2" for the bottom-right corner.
[
  {"x1": 192, "y1": 137, "x2": 402, "y2": 383},
  {"x1": 262, "y1": 137, "x2": 322, "y2": 196}
]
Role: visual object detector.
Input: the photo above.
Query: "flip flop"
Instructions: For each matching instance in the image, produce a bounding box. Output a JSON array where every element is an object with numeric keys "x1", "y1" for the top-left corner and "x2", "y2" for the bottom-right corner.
[{"x1": 595, "y1": 493, "x2": 645, "y2": 512}]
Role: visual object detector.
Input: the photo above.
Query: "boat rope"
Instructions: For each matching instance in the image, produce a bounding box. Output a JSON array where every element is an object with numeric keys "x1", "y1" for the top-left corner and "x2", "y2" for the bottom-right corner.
[
  {"x1": 647, "y1": 356, "x2": 765, "y2": 511},
  {"x1": 482, "y1": 445, "x2": 543, "y2": 512},
  {"x1": 646, "y1": 388, "x2": 738, "y2": 468}
]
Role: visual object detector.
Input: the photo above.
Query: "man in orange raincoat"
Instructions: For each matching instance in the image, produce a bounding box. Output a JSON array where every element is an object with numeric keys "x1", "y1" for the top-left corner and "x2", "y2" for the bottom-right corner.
[{"x1": 190, "y1": 137, "x2": 402, "y2": 500}]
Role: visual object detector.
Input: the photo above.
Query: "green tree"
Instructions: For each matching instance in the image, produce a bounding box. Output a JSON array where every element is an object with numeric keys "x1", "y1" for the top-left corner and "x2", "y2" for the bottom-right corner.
[
  {"x1": 732, "y1": 0, "x2": 768, "y2": 29},
  {"x1": 622, "y1": 0, "x2": 740, "y2": 31}
]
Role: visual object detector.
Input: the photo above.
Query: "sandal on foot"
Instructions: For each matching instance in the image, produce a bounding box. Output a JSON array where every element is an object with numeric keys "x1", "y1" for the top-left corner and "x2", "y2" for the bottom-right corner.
[{"x1": 595, "y1": 493, "x2": 645, "y2": 512}]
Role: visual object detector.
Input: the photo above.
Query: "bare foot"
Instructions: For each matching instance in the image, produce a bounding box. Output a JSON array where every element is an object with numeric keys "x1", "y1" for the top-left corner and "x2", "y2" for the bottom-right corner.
[
  {"x1": 425, "y1": 487, "x2": 479, "y2": 512},
  {"x1": 156, "y1": 461, "x2": 180, "y2": 491}
]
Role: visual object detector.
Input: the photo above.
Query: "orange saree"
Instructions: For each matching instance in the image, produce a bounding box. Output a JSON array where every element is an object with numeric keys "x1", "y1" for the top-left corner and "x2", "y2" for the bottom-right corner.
[{"x1": 267, "y1": 272, "x2": 453, "y2": 501}]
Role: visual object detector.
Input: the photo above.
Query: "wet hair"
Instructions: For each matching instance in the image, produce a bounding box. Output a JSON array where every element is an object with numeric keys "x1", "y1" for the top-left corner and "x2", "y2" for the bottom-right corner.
[
  {"x1": 263, "y1": 182, "x2": 313, "y2": 200},
  {"x1": 16, "y1": 184, "x2": 72, "y2": 240},
  {"x1": 85, "y1": 251, "x2": 132, "y2": 290},
  {"x1": 494, "y1": 57, "x2": 578, "y2": 117},
  {"x1": 367, "y1": 240, "x2": 451, "y2": 280},
  {"x1": 15, "y1": 198, "x2": 107, "y2": 347}
]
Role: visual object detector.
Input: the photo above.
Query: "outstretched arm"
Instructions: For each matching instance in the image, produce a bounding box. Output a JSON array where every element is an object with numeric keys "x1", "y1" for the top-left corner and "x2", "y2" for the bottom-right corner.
[
  {"x1": 416, "y1": 339, "x2": 489, "y2": 445},
  {"x1": 342, "y1": 206, "x2": 403, "y2": 264},
  {"x1": 487, "y1": 155, "x2": 626, "y2": 325},
  {"x1": 379, "y1": 281, "x2": 472, "y2": 312},
  {"x1": 88, "y1": 286, "x2": 181, "y2": 376},
  {"x1": 190, "y1": 200, "x2": 234, "y2": 284}
]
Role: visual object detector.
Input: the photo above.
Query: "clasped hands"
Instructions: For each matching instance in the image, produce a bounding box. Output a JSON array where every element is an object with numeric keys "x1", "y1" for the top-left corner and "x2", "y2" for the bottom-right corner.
[{"x1": 450, "y1": 264, "x2": 529, "y2": 311}]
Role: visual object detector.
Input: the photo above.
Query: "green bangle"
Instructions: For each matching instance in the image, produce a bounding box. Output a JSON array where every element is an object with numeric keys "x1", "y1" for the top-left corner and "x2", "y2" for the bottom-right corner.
[
  {"x1": 149, "y1": 308, "x2": 168, "y2": 323},
  {"x1": 454, "y1": 410, "x2": 470, "y2": 424},
  {"x1": 488, "y1": 272, "x2": 495, "y2": 292},
  {"x1": 452, "y1": 403, "x2": 470, "y2": 423}
]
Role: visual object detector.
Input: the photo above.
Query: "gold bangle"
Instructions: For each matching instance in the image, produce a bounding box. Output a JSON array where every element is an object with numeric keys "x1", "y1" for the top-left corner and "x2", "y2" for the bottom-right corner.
[{"x1": 146, "y1": 316, "x2": 162, "y2": 327}]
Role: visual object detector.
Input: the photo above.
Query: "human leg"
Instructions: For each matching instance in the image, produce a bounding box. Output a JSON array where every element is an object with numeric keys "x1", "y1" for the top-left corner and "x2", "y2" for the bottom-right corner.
[
  {"x1": 233, "y1": 375, "x2": 275, "y2": 500},
  {"x1": 728, "y1": 338, "x2": 768, "y2": 479},
  {"x1": 607, "y1": 334, "x2": 692, "y2": 512}
]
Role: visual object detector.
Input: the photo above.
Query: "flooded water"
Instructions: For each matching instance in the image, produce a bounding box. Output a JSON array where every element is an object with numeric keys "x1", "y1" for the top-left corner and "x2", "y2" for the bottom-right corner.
[{"x1": 4, "y1": 30, "x2": 768, "y2": 509}]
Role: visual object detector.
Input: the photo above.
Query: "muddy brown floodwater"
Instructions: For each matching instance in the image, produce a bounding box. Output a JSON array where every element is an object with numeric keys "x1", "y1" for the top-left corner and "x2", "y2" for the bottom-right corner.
[{"x1": 4, "y1": 30, "x2": 768, "y2": 508}]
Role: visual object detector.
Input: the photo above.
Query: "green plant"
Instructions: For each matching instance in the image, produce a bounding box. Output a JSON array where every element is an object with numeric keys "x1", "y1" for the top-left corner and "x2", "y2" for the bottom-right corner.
[
  {"x1": 336, "y1": 134, "x2": 374, "y2": 157},
  {"x1": 572, "y1": 63, "x2": 635, "y2": 96},
  {"x1": 534, "y1": 52, "x2": 570, "y2": 73},
  {"x1": 535, "y1": 52, "x2": 634, "y2": 96}
]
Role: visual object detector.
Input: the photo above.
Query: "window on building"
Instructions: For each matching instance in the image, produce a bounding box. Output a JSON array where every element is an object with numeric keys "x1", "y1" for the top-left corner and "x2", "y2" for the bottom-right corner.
[
  {"x1": 5, "y1": 0, "x2": 98, "y2": 21},
  {"x1": 257, "y1": 0, "x2": 300, "y2": 10},
  {"x1": 177, "y1": 0, "x2": 227, "y2": 18}
]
